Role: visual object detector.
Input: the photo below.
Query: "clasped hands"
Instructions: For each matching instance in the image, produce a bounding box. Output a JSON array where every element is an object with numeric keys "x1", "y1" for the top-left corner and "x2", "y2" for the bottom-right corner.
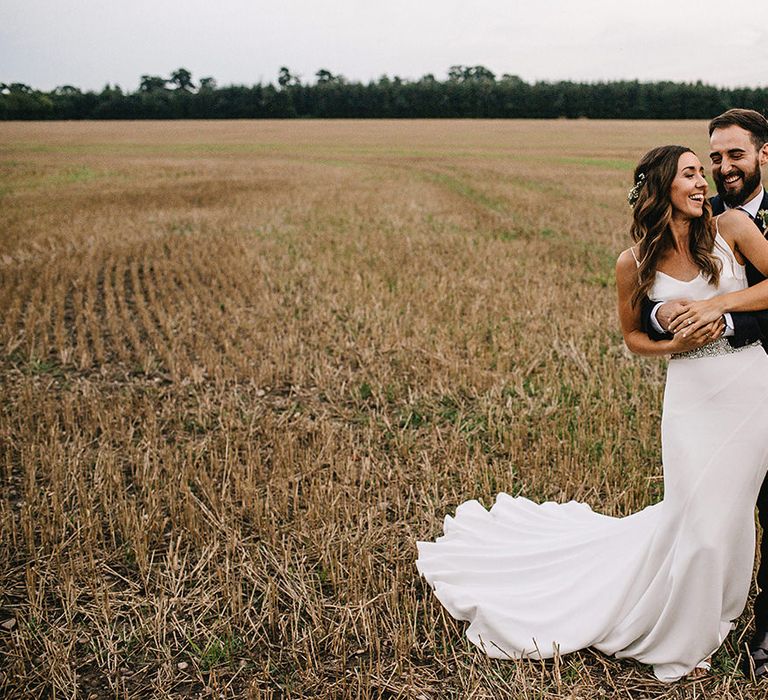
[{"x1": 656, "y1": 299, "x2": 726, "y2": 347}]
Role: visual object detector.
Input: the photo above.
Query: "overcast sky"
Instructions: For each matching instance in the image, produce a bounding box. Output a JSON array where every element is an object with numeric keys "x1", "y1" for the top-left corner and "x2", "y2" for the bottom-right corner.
[{"x1": 2, "y1": 0, "x2": 767, "y2": 92}]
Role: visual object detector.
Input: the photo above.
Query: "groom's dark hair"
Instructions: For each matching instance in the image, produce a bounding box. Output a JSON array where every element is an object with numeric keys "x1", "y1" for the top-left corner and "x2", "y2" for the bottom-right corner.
[{"x1": 708, "y1": 108, "x2": 768, "y2": 150}]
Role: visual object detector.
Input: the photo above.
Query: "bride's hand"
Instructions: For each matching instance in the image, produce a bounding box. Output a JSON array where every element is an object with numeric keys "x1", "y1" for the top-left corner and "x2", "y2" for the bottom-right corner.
[
  {"x1": 668, "y1": 317, "x2": 724, "y2": 353},
  {"x1": 667, "y1": 298, "x2": 726, "y2": 336}
]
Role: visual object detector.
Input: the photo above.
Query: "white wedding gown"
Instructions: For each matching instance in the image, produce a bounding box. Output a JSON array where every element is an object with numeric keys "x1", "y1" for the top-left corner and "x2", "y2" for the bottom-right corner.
[{"x1": 416, "y1": 231, "x2": 768, "y2": 682}]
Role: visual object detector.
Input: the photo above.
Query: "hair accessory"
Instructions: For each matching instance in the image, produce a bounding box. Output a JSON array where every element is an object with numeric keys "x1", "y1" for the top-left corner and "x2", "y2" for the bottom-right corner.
[{"x1": 627, "y1": 173, "x2": 646, "y2": 208}]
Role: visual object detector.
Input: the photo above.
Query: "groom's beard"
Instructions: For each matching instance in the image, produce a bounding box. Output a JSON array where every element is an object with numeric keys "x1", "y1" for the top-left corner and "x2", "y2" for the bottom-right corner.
[{"x1": 714, "y1": 160, "x2": 762, "y2": 207}]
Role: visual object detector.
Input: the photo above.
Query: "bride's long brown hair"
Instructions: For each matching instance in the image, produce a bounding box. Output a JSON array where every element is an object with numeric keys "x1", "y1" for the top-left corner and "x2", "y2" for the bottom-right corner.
[{"x1": 629, "y1": 145, "x2": 721, "y2": 307}]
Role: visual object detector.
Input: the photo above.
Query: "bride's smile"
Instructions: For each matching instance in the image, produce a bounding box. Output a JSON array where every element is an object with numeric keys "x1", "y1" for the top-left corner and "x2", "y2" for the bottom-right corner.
[{"x1": 669, "y1": 152, "x2": 708, "y2": 220}]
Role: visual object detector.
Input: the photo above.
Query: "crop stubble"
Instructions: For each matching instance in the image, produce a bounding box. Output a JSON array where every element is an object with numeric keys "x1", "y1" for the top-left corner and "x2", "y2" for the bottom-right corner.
[{"x1": 0, "y1": 120, "x2": 757, "y2": 698}]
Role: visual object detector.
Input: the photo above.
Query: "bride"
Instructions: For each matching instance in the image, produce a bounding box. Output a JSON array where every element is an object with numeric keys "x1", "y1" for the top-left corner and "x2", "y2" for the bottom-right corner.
[{"x1": 416, "y1": 144, "x2": 768, "y2": 682}]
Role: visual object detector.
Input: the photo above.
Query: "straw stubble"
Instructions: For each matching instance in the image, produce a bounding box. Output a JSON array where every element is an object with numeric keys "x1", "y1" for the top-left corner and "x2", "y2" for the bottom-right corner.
[{"x1": 0, "y1": 120, "x2": 748, "y2": 698}]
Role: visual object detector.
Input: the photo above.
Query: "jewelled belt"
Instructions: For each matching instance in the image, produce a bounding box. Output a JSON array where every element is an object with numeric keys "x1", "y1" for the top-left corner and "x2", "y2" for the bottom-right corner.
[{"x1": 671, "y1": 338, "x2": 761, "y2": 360}]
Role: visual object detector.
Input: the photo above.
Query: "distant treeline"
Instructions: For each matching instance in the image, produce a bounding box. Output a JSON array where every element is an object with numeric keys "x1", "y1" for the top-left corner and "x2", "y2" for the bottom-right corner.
[{"x1": 2, "y1": 66, "x2": 767, "y2": 120}]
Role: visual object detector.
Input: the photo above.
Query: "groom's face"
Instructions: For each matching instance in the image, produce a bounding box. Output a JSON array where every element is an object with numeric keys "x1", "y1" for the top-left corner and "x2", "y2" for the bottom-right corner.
[{"x1": 709, "y1": 125, "x2": 763, "y2": 207}]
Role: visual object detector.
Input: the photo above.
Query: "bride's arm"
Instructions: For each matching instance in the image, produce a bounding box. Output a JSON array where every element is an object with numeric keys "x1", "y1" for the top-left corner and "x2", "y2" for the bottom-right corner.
[
  {"x1": 669, "y1": 212, "x2": 768, "y2": 334},
  {"x1": 616, "y1": 250, "x2": 717, "y2": 356}
]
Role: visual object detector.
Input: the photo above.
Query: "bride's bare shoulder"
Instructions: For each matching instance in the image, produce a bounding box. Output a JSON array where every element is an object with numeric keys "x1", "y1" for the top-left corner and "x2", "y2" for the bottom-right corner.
[
  {"x1": 616, "y1": 247, "x2": 638, "y2": 273},
  {"x1": 716, "y1": 209, "x2": 754, "y2": 234},
  {"x1": 615, "y1": 248, "x2": 641, "y2": 295}
]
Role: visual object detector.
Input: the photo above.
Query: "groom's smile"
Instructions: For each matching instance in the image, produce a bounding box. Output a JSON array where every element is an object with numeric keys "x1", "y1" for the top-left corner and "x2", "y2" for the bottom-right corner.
[
  {"x1": 715, "y1": 160, "x2": 761, "y2": 207},
  {"x1": 709, "y1": 124, "x2": 764, "y2": 207}
]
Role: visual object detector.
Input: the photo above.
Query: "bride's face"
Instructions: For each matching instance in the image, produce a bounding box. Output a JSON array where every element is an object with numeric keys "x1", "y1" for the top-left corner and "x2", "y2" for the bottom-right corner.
[{"x1": 669, "y1": 152, "x2": 708, "y2": 219}]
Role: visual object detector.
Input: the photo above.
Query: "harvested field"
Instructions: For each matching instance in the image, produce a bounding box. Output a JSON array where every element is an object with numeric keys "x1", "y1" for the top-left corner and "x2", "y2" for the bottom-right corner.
[{"x1": 0, "y1": 120, "x2": 759, "y2": 699}]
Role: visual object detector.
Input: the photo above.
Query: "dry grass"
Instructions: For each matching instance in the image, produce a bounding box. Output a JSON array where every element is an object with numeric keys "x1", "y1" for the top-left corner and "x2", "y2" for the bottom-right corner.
[{"x1": 0, "y1": 120, "x2": 762, "y2": 698}]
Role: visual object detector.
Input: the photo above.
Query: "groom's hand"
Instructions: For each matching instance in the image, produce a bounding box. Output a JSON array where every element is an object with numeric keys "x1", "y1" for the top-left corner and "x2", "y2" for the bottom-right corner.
[
  {"x1": 668, "y1": 298, "x2": 728, "y2": 335},
  {"x1": 657, "y1": 301, "x2": 688, "y2": 332}
]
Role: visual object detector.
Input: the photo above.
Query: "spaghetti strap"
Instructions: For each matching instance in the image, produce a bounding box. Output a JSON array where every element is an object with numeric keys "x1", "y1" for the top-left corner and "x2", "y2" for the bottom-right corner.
[
  {"x1": 712, "y1": 214, "x2": 743, "y2": 276},
  {"x1": 629, "y1": 246, "x2": 640, "y2": 267}
]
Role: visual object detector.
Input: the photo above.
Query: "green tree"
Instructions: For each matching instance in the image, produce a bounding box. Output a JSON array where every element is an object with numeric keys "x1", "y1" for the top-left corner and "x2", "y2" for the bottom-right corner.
[
  {"x1": 52, "y1": 85, "x2": 81, "y2": 96},
  {"x1": 278, "y1": 67, "x2": 300, "y2": 88},
  {"x1": 316, "y1": 69, "x2": 343, "y2": 84},
  {"x1": 448, "y1": 65, "x2": 495, "y2": 82},
  {"x1": 0, "y1": 83, "x2": 53, "y2": 119},
  {"x1": 170, "y1": 67, "x2": 195, "y2": 92},
  {"x1": 139, "y1": 75, "x2": 167, "y2": 92}
]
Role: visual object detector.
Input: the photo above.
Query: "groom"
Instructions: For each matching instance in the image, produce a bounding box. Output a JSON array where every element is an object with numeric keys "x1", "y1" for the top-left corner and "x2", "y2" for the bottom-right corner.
[{"x1": 642, "y1": 107, "x2": 768, "y2": 677}]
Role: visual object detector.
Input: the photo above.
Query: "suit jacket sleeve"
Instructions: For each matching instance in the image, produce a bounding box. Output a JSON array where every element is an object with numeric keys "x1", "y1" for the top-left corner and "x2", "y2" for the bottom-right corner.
[
  {"x1": 729, "y1": 310, "x2": 768, "y2": 350},
  {"x1": 640, "y1": 296, "x2": 672, "y2": 341},
  {"x1": 727, "y1": 190, "x2": 768, "y2": 351}
]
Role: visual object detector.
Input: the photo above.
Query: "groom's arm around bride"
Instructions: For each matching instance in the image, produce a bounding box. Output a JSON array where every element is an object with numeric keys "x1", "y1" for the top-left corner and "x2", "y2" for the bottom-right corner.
[{"x1": 640, "y1": 110, "x2": 768, "y2": 352}]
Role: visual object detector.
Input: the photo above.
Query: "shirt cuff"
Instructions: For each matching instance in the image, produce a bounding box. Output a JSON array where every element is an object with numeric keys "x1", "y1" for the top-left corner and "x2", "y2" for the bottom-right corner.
[
  {"x1": 723, "y1": 312, "x2": 735, "y2": 337},
  {"x1": 650, "y1": 303, "x2": 665, "y2": 334}
]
